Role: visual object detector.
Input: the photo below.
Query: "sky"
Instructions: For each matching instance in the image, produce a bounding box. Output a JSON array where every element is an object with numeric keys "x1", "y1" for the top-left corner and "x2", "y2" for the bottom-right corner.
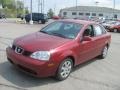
[{"x1": 23, "y1": 0, "x2": 120, "y2": 15}]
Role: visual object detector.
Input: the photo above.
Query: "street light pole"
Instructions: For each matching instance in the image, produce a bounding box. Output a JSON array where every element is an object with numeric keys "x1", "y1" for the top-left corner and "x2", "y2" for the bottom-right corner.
[{"x1": 30, "y1": 0, "x2": 33, "y2": 24}]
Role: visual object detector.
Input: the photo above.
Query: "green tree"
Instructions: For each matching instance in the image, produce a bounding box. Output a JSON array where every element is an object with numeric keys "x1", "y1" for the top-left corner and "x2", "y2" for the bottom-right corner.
[
  {"x1": 47, "y1": 9, "x2": 54, "y2": 18},
  {"x1": 25, "y1": 7, "x2": 29, "y2": 14},
  {"x1": 0, "y1": 0, "x2": 15, "y2": 8},
  {"x1": 0, "y1": 0, "x2": 27, "y2": 18},
  {"x1": 16, "y1": 0, "x2": 24, "y2": 9}
]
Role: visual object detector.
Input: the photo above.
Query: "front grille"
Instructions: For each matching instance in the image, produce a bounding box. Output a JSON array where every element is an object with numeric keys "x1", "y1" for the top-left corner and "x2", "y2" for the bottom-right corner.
[{"x1": 12, "y1": 45, "x2": 32, "y2": 56}]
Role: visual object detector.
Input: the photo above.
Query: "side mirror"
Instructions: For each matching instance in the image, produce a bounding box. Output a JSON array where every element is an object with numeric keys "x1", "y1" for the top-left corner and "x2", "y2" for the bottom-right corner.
[{"x1": 83, "y1": 36, "x2": 92, "y2": 41}]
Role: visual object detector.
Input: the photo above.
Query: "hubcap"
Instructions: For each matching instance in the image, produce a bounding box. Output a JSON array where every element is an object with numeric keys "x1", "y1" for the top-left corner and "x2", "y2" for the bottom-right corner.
[
  {"x1": 60, "y1": 60, "x2": 72, "y2": 78},
  {"x1": 103, "y1": 47, "x2": 108, "y2": 57}
]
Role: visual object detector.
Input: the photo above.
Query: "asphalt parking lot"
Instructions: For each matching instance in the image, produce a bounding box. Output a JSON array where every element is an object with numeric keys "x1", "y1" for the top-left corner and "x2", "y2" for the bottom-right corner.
[{"x1": 0, "y1": 20, "x2": 120, "y2": 90}]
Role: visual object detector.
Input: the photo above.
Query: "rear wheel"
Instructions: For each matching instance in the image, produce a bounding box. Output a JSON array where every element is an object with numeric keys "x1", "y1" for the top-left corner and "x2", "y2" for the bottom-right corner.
[
  {"x1": 55, "y1": 58, "x2": 73, "y2": 81},
  {"x1": 41, "y1": 20, "x2": 46, "y2": 24},
  {"x1": 99, "y1": 46, "x2": 108, "y2": 59},
  {"x1": 25, "y1": 20, "x2": 30, "y2": 23},
  {"x1": 113, "y1": 29, "x2": 118, "y2": 33}
]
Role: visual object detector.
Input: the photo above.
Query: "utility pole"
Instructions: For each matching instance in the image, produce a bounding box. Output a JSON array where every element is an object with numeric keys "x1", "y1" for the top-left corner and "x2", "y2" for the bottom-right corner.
[
  {"x1": 38, "y1": 0, "x2": 40, "y2": 13},
  {"x1": 113, "y1": 0, "x2": 115, "y2": 19},
  {"x1": 23, "y1": 0, "x2": 25, "y2": 18},
  {"x1": 16, "y1": 0, "x2": 18, "y2": 18},
  {"x1": 40, "y1": 0, "x2": 42, "y2": 13},
  {"x1": 39, "y1": 0, "x2": 44, "y2": 13},
  {"x1": 30, "y1": 0, "x2": 33, "y2": 24},
  {"x1": 76, "y1": 0, "x2": 77, "y2": 18},
  {"x1": 54, "y1": 4, "x2": 56, "y2": 15},
  {"x1": 43, "y1": 0, "x2": 44, "y2": 13}
]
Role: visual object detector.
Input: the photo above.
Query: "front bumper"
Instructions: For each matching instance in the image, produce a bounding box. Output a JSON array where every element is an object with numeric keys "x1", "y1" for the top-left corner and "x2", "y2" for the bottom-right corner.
[{"x1": 6, "y1": 47, "x2": 57, "y2": 77}]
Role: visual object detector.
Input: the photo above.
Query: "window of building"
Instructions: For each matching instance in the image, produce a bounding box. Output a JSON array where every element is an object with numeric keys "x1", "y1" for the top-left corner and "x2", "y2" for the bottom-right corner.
[
  {"x1": 92, "y1": 13, "x2": 96, "y2": 16},
  {"x1": 63, "y1": 12, "x2": 67, "y2": 15},
  {"x1": 99, "y1": 14, "x2": 103, "y2": 16},
  {"x1": 86, "y1": 13, "x2": 90, "y2": 16},
  {"x1": 79, "y1": 13, "x2": 84, "y2": 15},
  {"x1": 72, "y1": 12, "x2": 77, "y2": 15}
]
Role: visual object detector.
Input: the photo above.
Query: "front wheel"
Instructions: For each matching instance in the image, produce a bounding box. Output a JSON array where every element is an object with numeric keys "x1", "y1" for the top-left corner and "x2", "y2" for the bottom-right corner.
[
  {"x1": 99, "y1": 46, "x2": 108, "y2": 59},
  {"x1": 55, "y1": 58, "x2": 73, "y2": 81}
]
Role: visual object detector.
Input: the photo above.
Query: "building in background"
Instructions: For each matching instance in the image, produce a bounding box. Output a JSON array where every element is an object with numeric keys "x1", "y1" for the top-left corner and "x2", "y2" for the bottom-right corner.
[{"x1": 59, "y1": 6, "x2": 120, "y2": 20}]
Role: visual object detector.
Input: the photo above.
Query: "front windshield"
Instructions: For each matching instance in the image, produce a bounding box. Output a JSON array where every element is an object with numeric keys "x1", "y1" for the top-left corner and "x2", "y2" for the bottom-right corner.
[{"x1": 40, "y1": 21, "x2": 83, "y2": 39}]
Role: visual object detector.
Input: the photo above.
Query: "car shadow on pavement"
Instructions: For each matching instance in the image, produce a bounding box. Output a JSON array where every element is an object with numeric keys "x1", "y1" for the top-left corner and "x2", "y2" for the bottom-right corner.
[
  {"x1": 0, "y1": 61, "x2": 58, "y2": 88},
  {"x1": 0, "y1": 58, "x2": 99, "y2": 88}
]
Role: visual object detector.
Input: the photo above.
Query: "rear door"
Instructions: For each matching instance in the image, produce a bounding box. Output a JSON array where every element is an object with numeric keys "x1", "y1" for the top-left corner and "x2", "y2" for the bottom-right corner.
[{"x1": 93, "y1": 24, "x2": 107, "y2": 56}]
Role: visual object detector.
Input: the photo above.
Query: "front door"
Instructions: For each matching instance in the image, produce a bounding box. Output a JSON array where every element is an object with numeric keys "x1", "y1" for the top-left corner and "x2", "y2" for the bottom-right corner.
[{"x1": 78, "y1": 25, "x2": 96, "y2": 64}]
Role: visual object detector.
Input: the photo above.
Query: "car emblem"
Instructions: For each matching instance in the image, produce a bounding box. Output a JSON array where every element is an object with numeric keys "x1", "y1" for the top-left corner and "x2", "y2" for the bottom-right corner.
[{"x1": 15, "y1": 47, "x2": 24, "y2": 54}]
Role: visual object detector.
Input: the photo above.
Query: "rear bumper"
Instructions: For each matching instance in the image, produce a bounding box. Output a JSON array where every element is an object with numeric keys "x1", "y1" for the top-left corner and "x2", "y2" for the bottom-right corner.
[{"x1": 6, "y1": 47, "x2": 57, "y2": 77}]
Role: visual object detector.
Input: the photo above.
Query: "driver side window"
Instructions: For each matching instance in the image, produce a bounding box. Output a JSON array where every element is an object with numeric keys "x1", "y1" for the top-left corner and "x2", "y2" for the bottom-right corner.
[{"x1": 83, "y1": 25, "x2": 94, "y2": 37}]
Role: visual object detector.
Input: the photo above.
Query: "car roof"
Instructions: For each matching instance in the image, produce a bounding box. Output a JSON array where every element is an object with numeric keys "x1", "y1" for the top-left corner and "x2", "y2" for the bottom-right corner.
[{"x1": 58, "y1": 19, "x2": 96, "y2": 25}]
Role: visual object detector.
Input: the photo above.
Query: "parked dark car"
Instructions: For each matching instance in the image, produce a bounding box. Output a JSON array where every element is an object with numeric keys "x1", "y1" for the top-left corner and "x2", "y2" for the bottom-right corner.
[
  {"x1": 0, "y1": 14, "x2": 6, "y2": 19},
  {"x1": 6, "y1": 20, "x2": 111, "y2": 81},
  {"x1": 25, "y1": 13, "x2": 48, "y2": 24}
]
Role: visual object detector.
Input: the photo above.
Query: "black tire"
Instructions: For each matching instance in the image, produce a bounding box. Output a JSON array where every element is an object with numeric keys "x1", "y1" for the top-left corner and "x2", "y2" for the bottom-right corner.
[
  {"x1": 117, "y1": 30, "x2": 120, "y2": 33},
  {"x1": 25, "y1": 20, "x2": 30, "y2": 23},
  {"x1": 99, "y1": 46, "x2": 108, "y2": 59},
  {"x1": 113, "y1": 29, "x2": 118, "y2": 33},
  {"x1": 55, "y1": 58, "x2": 73, "y2": 81},
  {"x1": 41, "y1": 20, "x2": 46, "y2": 24}
]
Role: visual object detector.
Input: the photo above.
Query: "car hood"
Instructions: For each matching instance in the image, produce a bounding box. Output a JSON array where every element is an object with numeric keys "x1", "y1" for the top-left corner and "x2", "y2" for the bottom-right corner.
[{"x1": 15, "y1": 32, "x2": 71, "y2": 51}]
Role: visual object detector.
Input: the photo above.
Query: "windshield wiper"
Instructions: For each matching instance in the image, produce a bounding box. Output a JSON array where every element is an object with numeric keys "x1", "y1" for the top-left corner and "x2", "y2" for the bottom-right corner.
[
  {"x1": 51, "y1": 32, "x2": 67, "y2": 38},
  {"x1": 40, "y1": 31, "x2": 69, "y2": 39},
  {"x1": 40, "y1": 31, "x2": 49, "y2": 34}
]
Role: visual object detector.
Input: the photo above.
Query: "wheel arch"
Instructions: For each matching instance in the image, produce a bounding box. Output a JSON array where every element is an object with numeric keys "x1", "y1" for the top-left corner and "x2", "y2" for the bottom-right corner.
[{"x1": 65, "y1": 56, "x2": 75, "y2": 67}]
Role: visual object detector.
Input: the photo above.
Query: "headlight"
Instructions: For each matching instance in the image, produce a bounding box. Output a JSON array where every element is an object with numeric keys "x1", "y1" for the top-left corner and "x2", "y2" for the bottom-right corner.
[{"x1": 30, "y1": 51, "x2": 50, "y2": 61}]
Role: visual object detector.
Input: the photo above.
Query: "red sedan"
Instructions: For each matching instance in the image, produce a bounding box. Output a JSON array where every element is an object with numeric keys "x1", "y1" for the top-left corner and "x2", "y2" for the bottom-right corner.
[
  {"x1": 108, "y1": 22, "x2": 120, "y2": 32},
  {"x1": 6, "y1": 20, "x2": 111, "y2": 81},
  {"x1": 52, "y1": 16, "x2": 60, "y2": 20}
]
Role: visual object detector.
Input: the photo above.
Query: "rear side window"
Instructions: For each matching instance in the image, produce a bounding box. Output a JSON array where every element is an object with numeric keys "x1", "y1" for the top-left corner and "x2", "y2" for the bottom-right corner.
[
  {"x1": 100, "y1": 25, "x2": 107, "y2": 34},
  {"x1": 94, "y1": 25, "x2": 103, "y2": 36}
]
